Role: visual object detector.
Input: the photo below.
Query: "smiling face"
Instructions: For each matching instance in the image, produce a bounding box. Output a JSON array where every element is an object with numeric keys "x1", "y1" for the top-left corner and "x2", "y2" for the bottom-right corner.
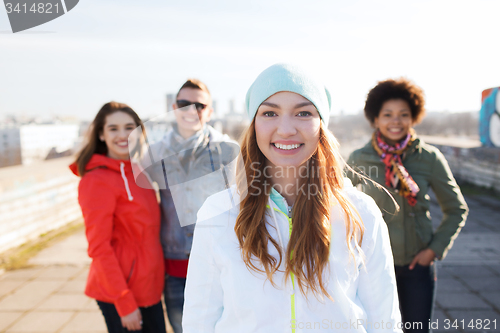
[
  {"x1": 173, "y1": 87, "x2": 213, "y2": 139},
  {"x1": 99, "y1": 111, "x2": 137, "y2": 160},
  {"x1": 374, "y1": 99, "x2": 414, "y2": 145},
  {"x1": 254, "y1": 91, "x2": 321, "y2": 170}
]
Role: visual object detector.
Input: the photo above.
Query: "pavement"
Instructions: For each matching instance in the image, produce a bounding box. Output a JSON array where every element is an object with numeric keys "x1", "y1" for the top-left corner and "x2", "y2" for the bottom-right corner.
[
  {"x1": 0, "y1": 191, "x2": 499, "y2": 332},
  {"x1": 0, "y1": 232, "x2": 102, "y2": 333}
]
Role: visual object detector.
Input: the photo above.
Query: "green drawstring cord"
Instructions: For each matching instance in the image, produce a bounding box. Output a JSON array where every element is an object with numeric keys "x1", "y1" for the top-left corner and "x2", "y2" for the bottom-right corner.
[{"x1": 288, "y1": 215, "x2": 296, "y2": 333}]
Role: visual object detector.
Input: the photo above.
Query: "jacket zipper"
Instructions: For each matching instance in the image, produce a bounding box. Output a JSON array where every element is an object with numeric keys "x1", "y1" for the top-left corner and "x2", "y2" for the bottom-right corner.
[
  {"x1": 126, "y1": 259, "x2": 136, "y2": 283},
  {"x1": 288, "y1": 215, "x2": 296, "y2": 333},
  {"x1": 268, "y1": 204, "x2": 296, "y2": 333}
]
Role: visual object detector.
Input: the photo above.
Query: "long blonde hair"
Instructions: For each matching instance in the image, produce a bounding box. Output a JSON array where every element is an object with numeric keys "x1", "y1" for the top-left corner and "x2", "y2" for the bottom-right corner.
[{"x1": 235, "y1": 120, "x2": 365, "y2": 299}]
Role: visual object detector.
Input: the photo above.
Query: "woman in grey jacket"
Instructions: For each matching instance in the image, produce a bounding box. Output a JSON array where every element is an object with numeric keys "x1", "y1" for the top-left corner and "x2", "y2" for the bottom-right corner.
[{"x1": 347, "y1": 78, "x2": 468, "y2": 333}]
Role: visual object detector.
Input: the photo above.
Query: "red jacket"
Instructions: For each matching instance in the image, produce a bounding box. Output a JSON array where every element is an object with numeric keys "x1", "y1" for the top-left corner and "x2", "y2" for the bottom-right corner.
[{"x1": 70, "y1": 154, "x2": 164, "y2": 317}]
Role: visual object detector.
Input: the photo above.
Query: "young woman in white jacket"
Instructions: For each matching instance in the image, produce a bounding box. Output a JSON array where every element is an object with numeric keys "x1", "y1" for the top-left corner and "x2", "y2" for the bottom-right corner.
[{"x1": 183, "y1": 63, "x2": 403, "y2": 333}]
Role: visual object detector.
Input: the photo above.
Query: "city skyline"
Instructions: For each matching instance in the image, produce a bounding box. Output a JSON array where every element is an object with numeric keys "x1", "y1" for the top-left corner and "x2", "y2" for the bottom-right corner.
[{"x1": 1, "y1": 0, "x2": 499, "y2": 121}]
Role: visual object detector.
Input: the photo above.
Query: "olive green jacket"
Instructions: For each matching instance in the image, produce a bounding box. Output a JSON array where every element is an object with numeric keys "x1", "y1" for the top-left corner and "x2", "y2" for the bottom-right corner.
[{"x1": 346, "y1": 137, "x2": 468, "y2": 266}]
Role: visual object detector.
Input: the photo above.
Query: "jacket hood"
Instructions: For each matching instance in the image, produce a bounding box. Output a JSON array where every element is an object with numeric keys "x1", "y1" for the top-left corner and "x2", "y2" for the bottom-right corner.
[
  {"x1": 69, "y1": 154, "x2": 131, "y2": 177},
  {"x1": 149, "y1": 125, "x2": 237, "y2": 170}
]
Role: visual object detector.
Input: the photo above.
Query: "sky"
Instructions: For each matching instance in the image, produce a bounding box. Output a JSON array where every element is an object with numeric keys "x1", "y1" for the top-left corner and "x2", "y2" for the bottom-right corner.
[{"x1": 1, "y1": 0, "x2": 499, "y2": 121}]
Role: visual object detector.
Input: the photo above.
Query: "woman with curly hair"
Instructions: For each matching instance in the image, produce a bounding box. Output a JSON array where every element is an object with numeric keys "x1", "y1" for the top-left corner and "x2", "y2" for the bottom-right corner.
[
  {"x1": 347, "y1": 78, "x2": 469, "y2": 333},
  {"x1": 182, "y1": 64, "x2": 402, "y2": 333}
]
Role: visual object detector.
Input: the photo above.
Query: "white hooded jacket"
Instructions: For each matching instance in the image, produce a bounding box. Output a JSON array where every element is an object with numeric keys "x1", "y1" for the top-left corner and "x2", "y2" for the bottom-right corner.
[{"x1": 183, "y1": 179, "x2": 402, "y2": 333}]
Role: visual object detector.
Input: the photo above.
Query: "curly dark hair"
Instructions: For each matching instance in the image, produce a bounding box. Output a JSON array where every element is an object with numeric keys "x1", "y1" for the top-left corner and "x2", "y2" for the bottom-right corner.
[{"x1": 364, "y1": 78, "x2": 426, "y2": 125}]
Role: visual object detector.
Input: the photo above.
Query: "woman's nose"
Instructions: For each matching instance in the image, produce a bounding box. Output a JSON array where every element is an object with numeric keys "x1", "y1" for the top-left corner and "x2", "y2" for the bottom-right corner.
[
  {"x1": 391, "y1": 115, "x2": 402, "y2": 124},
  {"x1": 276, "y1": 117, "x2": 297, "y2": 137},
  {"x1": 118, "y1": 129, "x2": 129, "y2": 139}
]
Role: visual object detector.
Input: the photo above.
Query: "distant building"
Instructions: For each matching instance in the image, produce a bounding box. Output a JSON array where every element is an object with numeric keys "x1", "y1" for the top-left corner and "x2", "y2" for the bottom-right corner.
[
  {"x1": 166, "y1": 93, "x2": 176, "y2": 112},
  {"x1": 222, "y1": 99, "x2": 249, "y2": 140},
  {"x1": 143, "y1": 118, "x2": 173, "y2": 143},
  {"x1": 165, "y1": 93, "x2": 177, "y2": 122},
  {"x1": 212, "y1": 100, "x2": 218, "y2": 119},
  {"x1": 229, "y1": 99, "x2": 236, "y2": 114},
  {"x1": 20, "y1": 124, "x2": 80, "y2": 165},
  {"x1": 0, "y1": 123, "x2": 80, "y2": 168},
  {"x1": 0, "y1": 125, "x2": 22, "y2": 167}
]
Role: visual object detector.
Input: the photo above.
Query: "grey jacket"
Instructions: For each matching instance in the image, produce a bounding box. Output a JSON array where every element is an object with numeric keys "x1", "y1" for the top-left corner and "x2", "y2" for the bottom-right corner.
[{"x1": 146, "y1": 125, "x2": 239, "y2": 260}]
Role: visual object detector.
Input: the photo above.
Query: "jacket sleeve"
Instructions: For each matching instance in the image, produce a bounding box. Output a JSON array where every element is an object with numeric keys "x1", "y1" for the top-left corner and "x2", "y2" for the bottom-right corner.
[
  {"x1": 183, "y1": 220, "x2": 224, "y2": 333},
  {"x1": 357, "y1": 198, "x2": 402, "y2": 333},
  {"x1": 428, "y1": 150, "x2": 468, "y2": 259},
  {"x1": 78, "y1": 173, "x2": 138, "y2": 317}
]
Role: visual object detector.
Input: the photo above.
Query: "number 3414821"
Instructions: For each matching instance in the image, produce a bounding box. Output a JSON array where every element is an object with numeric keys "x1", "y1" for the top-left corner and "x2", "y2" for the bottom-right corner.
[
  {"x1": 5, "y1": 3, "x2": 60, "y2": 14},
  {"x1": 443, "y1": 319, "x2": 497, "y2": 330}
]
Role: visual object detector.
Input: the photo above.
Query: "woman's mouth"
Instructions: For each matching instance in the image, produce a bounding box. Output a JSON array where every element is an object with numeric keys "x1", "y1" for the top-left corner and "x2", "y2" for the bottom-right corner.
[
  {"x1": 388, "y1": 128, "x2": 403, "y2": 133},
  {"x1": 273, "y1": 143, "x2": 302, "y2": 150}
]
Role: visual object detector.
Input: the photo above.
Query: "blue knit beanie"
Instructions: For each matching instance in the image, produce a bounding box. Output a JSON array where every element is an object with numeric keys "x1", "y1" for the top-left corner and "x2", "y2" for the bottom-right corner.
[{"x1": 245, "y1": 63, "x2": 332, "y2": 126}]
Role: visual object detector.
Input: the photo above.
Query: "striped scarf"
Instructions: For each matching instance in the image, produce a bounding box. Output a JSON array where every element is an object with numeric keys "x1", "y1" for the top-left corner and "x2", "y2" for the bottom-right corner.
[{"x1": 371, "y1": 130, "x2": 420, "y2": 206}]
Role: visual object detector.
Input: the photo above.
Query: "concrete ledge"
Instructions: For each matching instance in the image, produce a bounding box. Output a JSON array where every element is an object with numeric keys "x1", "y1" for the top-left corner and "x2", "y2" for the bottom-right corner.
[
  {"x1": 0, "y1": 157, "x2": 81, "y2": 253},
  {"x1": 423, "y1": 137, "x2": 500, "y2": 193}
]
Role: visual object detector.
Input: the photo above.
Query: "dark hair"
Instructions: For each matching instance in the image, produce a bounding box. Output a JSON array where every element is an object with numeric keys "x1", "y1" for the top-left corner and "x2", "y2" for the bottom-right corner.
[
  {"x1": 364, "y1": 78, "x2": 426, "y2": 125},
  {"x1": 74, "y1": 101, "x2": 144, "y2": 177}
]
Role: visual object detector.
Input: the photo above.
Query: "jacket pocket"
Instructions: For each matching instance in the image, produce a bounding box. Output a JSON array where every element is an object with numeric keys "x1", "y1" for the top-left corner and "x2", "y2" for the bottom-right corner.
[
  {"x1": 415, "y1": 211, "x2": 433, "y2": 249},
  {"x1": 126, "y1": 259, "x2": 136, "y2": 283},
  {"x1": 116, "y1": 246, "x2": 138, "y2": 285}
]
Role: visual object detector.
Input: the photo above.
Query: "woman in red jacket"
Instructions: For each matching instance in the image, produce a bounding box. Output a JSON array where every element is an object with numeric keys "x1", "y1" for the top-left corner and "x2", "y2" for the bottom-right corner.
[{"x1": 70, "y1": 102, "x2": 166, "y2": 333}]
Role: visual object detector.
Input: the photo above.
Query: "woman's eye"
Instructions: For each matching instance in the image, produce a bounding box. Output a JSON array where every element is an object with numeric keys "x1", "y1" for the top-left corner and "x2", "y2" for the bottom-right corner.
[
  {"x1": 263, "y1": 111, "x2": 276, "y2": 117},
  {"x1": 297, "y1": 111, "x2": 312, "y2": 117}
]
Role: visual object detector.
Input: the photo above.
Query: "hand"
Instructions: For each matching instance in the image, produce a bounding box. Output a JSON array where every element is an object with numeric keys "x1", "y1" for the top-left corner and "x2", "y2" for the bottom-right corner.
[
  {"x1": 409, "y1": 248, "x2": 436, "y2": 270},
  {"x1": 121, "y1": 308, "x2": 142, "y2": 331}
]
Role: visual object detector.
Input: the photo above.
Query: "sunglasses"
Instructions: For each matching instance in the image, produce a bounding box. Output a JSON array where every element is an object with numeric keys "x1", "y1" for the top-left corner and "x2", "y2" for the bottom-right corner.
[{"x1": 176, "y1": 100, "x2": 208, "y2": 112}]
